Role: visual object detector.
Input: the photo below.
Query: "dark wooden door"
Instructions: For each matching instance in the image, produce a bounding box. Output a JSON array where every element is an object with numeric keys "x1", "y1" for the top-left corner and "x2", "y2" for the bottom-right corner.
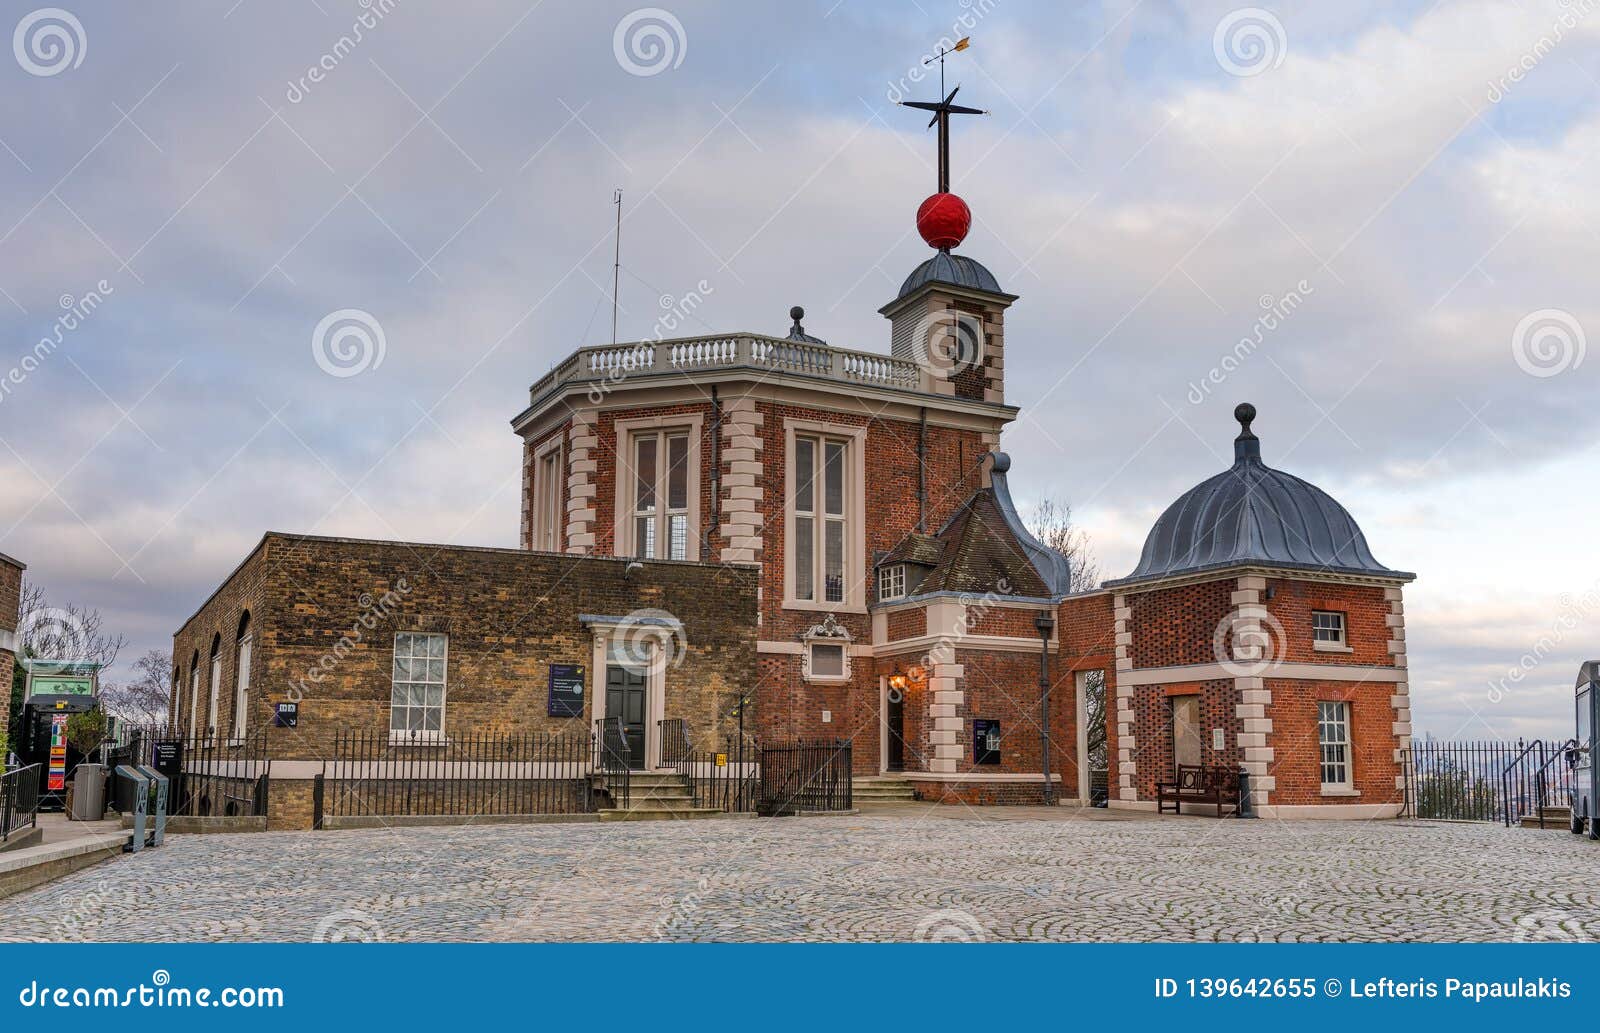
[
  {"x1": 886, "y1": 690, "x2": 906, "y2": 772},
  {"x1": 605, "y1": 666, "x2": 648, "y2": 770}
]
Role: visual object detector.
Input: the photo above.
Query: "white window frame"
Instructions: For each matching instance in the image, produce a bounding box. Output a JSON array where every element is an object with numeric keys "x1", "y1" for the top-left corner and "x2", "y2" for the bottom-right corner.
[
  {"x1": 532, "y1": 436, "x2": 565, "y2": 553},
  {"x1": 1312, "y1": 609, "x2": 1349, "y2": 652},
  {"x1": 877, "y1": 564, "x2": 907, "y2": 602},
  {"x1": 612, "y1": 413, "x2": 702, "y2": 561},
  {"x1": 207, "y1": 639, "x2": 222, "y2": 739},
  {"x1": 1318, "y1": 700, "x2": 1353, "y2": 790},
  {"x1": 391, "y1": 632, "x2": 449, "y2": 744},
  {"x1": 800, "y1": 613, "x2": 853, "y2": 684},
  {"x1": 783, "y1": 419, "x2": 866, "y2": 612},
  {"x1": 187, "y1": 661, "x2": 200, "y2": 739},
  {"x1": 230, "y1": 629, "x2": 252, "y2": 744}
]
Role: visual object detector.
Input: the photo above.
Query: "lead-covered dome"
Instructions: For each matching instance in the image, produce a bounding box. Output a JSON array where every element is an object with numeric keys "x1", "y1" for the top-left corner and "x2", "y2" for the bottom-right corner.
[
  {"x1": 1104, "y1": 404, "x2": 1412, "y2": 587},
  {"x1": 896, "y1": 250, "x2": 1004, "y2": 299}
]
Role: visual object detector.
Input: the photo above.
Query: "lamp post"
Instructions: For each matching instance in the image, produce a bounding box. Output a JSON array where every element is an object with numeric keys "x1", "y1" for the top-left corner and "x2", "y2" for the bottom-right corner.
[{"x1": 1035, "y1": 611, "x2": 1056, "y2": 806}]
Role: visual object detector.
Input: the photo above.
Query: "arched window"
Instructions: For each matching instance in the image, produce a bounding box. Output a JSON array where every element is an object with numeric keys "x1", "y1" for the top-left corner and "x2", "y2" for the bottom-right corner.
[
  {"x1": 231, "y1": 612, "x2": 252, "y2": 742},
  {"x1": 188, "y1": 650, "x2": 201, "y2": 740},
  {"x1": 207, "y1": 633, "x2": 223, "y2": 739}
]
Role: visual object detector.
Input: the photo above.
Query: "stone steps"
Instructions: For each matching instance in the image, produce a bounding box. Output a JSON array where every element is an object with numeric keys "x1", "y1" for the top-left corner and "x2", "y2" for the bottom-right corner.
[
  {"x1": 852, "y1": 777, "x2": 917, "y2": 804},
  {"x1": 597, "y1": 772, "x2": 723, "y2": 822},
  {"x1": 1519, "y1": 806, "x2": 1573, "y2": 829}
]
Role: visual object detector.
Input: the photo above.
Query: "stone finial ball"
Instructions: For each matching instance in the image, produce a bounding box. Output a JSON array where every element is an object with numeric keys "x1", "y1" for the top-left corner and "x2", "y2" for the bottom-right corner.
[
  {"x1": 916, "y1": 192, "x2": 972, "y2": 250},
  {"x1": 790, "y1": 306, "x2": 804, "y2": 321},
  {"x1": 1235, "y1": 402, "x2": 1257, "y2": 428}
]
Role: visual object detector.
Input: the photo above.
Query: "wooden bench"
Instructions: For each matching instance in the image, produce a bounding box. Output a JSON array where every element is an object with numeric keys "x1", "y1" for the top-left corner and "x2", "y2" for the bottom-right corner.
[{"x1": 1157, "y1": 764, "x2": 1243, "y2": 817}]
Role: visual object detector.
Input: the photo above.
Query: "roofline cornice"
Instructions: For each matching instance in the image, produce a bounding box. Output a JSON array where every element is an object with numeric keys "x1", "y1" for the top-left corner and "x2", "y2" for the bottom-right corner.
[{"x1": 1103, "y1": 562, "x2": 1415, "y2": 594}]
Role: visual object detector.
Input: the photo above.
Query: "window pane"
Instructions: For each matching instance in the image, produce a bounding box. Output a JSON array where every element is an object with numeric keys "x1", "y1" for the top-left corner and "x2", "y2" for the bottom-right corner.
[
  {"x1": 666, "y1": 434, "x2": 688, "y2": 510},
  {"x1": 634, "y1": 435, "x2": 657, "y2": 512},
  {"x1": 391, "y1": 707, "x2": 405, "y2": 731},
  {"x1": 812, "y1": 644, "x2": 844, "y2": 677},
  {"x1": 423, "y1": 709, "x2": 441, "y2": 732},
  {"x1": 407, "y1": 708, "x2": 425, "y2": 731},
  {"x1": 795, "y1": 516, "x2": 814, "y2": 600},
  {"x1": 824, "y1": 441, "x2": 844, "y2": 515},
  {"x1": 427, "y1": 659, "x2": 444, "y2": 682},
  {"x1": 824, "y1": 520, "x2": 844, "y2": 603},
  {"x1": 669, "y1": 514, "x2": 687, "y2": 560},
  {"x1": 637, "y1": 516, "x2": 656, "y2": 558},
  {"x1": 795, "y1": 438, "x2": 815, "y2": 512},
  {"x1": 427, "y1": 635, "x2": 445, "y2": 658}
]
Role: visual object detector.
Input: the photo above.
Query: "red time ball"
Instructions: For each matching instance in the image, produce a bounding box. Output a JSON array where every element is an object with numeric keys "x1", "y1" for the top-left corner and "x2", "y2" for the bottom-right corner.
[{"x1": 916, "y1": 192, "x2": 971, "y2": 250}]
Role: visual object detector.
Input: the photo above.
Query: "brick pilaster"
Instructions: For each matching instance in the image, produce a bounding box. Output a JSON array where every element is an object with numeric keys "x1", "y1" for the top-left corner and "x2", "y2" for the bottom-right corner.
[{"x1": 1112, "y1": 593, "x2": 1137, "y2": 801}]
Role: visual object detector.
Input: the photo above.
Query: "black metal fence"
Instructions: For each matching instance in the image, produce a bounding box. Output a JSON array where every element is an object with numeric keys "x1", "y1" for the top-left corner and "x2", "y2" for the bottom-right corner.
[
  {"x1": 162, "y1": 732, "x2": 271, "y2": 818},
  {"x1": 1404, "y1": 739, "x2": 1579, "y2": 825},
  {"x1": 658, "y1": 719, "x2": 759, "y2": 813},
  {"x1": 320, "y1": 728, "x2": 601, "y2": 822},
  {"x1": 758, "y1": 740, "x2": 853, "y2": 815},
  {"x1": 1, "y1": 763, "x2": 40, "y2": 844}
]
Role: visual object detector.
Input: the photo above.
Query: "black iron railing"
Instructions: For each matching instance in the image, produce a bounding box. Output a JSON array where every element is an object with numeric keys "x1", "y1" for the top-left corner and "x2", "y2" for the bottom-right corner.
[
  {"x1": 116, "y1": 730, "x2": 273, "y2": 819},
  {"x1": 1402, "y1": 739, "x2": 1579, "y2": 824},
  {"x1": 323, "y1": 728, "x2": 598, "y2": 820},
  {"x1": 1, "y1": 763, "x2": 41, "y2": 844},
  {"x1": 593, "y1": 717, "x2": 631, "y2": 810},
  {"x1": 657, "y1": 718, "x2": 759, "y2": 813},
  {"x1": 758, "y1": 739, "x2": 852, "y2": 815}
]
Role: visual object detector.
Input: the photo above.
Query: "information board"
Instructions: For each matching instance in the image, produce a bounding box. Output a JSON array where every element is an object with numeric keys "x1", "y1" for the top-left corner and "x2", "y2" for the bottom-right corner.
[{"x1": 547, "y1": 664, "x2": 585, "y2": 717}]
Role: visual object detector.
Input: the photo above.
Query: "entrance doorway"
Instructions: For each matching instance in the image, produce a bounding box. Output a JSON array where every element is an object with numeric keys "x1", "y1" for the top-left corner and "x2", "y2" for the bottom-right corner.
[
  {"x1": 605, "y1": 665, "x2": 648, "y2": 770},
  {"x1": 885, "y1": 688, "x2": 906, "y2": 772},
  {"x1": 1171, "y1": 695, "x2": 1202, "y2": 771}
]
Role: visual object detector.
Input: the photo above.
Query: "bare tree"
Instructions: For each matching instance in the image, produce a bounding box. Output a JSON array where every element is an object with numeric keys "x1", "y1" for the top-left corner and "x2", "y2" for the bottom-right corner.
[
  {"x1": 1028, "y1": 496, "x2": 1102, "y2": 594},
  {"x1": 99, "y1": 650, "x2": 171, "y2": 729},
  {"x1": 15, "y1": 581, "x2": 126, "y2": 668}
]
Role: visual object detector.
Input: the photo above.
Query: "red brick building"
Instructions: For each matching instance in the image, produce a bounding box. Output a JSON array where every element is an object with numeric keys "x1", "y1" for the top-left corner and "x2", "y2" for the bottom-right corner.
[
  {"x1": 173, "y1": 100, "x2": 1415, "y2": 818},
  {"x1": 0, "y1": 551, "x2": 23, "y2": 712}
]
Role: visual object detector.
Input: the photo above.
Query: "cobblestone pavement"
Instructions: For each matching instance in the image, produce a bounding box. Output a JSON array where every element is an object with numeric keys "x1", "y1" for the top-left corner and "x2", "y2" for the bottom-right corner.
[{"x1": 1, "y1": 812, "x2": 1596, "y2": 942}]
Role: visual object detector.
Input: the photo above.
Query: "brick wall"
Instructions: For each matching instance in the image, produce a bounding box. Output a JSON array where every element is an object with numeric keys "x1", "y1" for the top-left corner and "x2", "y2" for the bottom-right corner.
[
  {"x1": 1266, "y1": 677, "x2": 1402, "y2": 806},
  {"x1": 0, "y1": 555, "x2": 21, "y2": 716},
  {"x1": 1263, "y1": 579, "x2": 1394, "y2": 666},
  {"x1": 1126, "y1": 579, "x2": 1234, "y2": 668},
  {"x1": 1127, "y1": 679, "x2": 1239, "y2": 799},
  {"x1": 172, "y1": 543, "x2": 268, "y2": 739},
  {"x1": 886, "y1": 608, "x2": 923, "y2": 641},
  {"x1": 174, "y1": 534, "x2": 758, "y2": 761}
]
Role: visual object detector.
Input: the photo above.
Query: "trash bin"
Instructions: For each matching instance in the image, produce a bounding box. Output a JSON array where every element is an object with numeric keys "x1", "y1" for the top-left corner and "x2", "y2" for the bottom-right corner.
[{"x1": 69, "y1": 763, "x2": 106, "y2": 820}]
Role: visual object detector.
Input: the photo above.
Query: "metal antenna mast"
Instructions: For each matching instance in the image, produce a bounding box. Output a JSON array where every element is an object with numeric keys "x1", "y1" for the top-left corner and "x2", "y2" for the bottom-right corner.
[{"x1": 611, "y1": 189, "x2": 623, "y2": 345}]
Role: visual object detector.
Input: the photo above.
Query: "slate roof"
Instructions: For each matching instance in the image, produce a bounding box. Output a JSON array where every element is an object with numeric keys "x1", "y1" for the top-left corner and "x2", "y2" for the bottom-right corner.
[
  {"x1": 1104, "y1": 403, "x2": 1413, "y2": 588},
  {"x1": 878, "y1": 453, "x2": 1072, "y2": 600}
]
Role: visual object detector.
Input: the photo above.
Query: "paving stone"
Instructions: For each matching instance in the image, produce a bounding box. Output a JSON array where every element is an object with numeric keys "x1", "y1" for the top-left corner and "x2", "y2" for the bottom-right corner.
[{"x1": 0, "y1": 814, "x2": 1594, "y2": 942}]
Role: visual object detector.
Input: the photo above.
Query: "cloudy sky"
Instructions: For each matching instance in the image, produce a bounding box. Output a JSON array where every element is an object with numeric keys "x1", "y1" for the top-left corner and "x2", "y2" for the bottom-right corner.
[{"x1": 1, "y1": 0, "x2": 1595, "y2": 739}]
